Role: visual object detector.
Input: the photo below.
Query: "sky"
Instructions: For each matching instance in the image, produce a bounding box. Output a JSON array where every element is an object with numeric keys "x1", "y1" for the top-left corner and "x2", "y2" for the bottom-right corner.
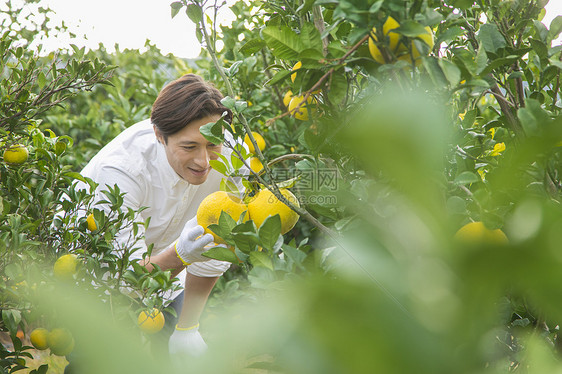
[{"x1": 32, "y1": 0, "x2": 562, "y2": 59}]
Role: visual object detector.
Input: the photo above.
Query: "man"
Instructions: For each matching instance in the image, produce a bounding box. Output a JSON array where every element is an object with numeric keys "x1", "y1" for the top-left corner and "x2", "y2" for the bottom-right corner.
[{"x1": 78, "y1": 74, "x2": 238, "y2": 356}]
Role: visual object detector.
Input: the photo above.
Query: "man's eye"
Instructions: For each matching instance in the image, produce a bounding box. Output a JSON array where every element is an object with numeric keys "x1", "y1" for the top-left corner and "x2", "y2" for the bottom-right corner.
[{"x1": 183, "y1": 146, "x2": 196, "y2": 150}]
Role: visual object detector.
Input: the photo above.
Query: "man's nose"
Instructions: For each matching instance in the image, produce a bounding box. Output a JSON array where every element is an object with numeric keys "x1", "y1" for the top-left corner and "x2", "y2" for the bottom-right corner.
[{"x1": 193, "y1": 148, "x2": 210, "y2": 168}]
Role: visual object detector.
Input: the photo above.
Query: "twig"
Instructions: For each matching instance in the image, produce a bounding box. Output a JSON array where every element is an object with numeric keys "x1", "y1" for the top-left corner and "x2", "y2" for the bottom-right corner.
[{"x1": 266, "y1": 33, "x2": 371, "y2": 126}]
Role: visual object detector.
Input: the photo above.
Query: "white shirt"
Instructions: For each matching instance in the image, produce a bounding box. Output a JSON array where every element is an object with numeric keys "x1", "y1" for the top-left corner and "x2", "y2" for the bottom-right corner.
[{"x1": 78, "y1": 119, "x2": 238, "y2": 299}]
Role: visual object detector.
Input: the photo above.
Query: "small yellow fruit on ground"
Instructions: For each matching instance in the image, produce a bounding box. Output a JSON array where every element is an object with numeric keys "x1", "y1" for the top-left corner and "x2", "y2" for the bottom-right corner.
[
  {"x1": 47, "y1": 328, "x2": 75, "y2": 356},
  {"x1": 244, "y1": 132, "x2": 266, "y2": 153},
  {"x1": 86, "y1": 213, "x2": 97, "y2": 231},
  {"x1": 283, "y1": 91, "x2": 293, "y2": 108},
  {"x1": 454, "y1": 221, "x2": 508, "y2": 246},
  {"x1": 30, "y1": 328, "x2": 50, "y2": 350},
  {"x1": 53, "y1": 254, "x2": 78, "y2": 280},
  {"x1": 248, "y1": 188, "x2": 300, "y2": 234},
  {"x1": 137, "y1": 309, "x2": 165, "y2": 334},
  {"x1": 249, "y1": 157, "x2": 264, "y2": 174},
  {"x1": 3, "y1": 144, "x2": 29, "y2": 164},
  {"x1": 197, "y1": 191, "x2": 249, "y2": 244},
  {"x1": 288, "y1": 95, "x2": 315, "y2": 121},
  {"x1": 291, "y1": 61, "x2": 302, "y2": 82}
]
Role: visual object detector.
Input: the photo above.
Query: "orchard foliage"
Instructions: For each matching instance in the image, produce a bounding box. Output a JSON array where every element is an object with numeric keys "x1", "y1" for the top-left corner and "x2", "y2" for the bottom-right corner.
[{"x1": 1, "y1": 0, "x2": 562, "y2": 373}]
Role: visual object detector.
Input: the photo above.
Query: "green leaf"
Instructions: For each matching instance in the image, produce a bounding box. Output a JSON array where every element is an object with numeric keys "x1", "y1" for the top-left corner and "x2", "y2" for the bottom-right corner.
[
  {"x1": 454, "y1": 171, "x2": 480, "y2": 185},
  {"x1": 186, "y1": 4, "x2": 202, "y2": 24},
  {"x1": 438, "y1": 59, "x2": 461, "y2": 87},
  {"x1": 266, "y1": 69, "x2": 292, "y2": 86},
  {"x1": 37, "y1": 72, "x2": 46, "y2": 90},
  {"x1": 232, "y1": 232, "x2": 259, "y2": 253},
  {"x1": 262, "y1": 26, "x2": 304, "y2": 60},
  {"x1": 170, "y1": 2, "x2": 183, "y2": 18},
  {"x1": 530, "y1": 38, "x2": 548, "y2": 59},
  {"x1": 202, "y1": 246, "x2": 239, "y2": 263},
  {"x1": 199, "y1": 118, "x2": 224, "y2": 145},
  {"x1": 549, "y1": 16, "x2": 562, "y2": 41},
  {"x1": 446, "y1": 196, "x2": 467, "y2": 215},
  {"x1": 517, "y1": 98, "x2": 550, "y2": 135},
  {"x1": 550, "y1": 60, "x2": 562, "y2": 70},
  {"x1": 299, "y1": 23, "x2": 323, "y2": 53},
  {"x1": 219, "y1": 210, "x2": 237, "y2": 232},
  {"x1": 422, "y1": 57, "x2": 448, "y2": 88},
  {"x1": 477, "y1": 24, "x2": 507, "y2": 53},
  {"x1": 475, "y1": 45, "x2": 488, "y2": 75},
  {"x1": 258, "y1": 214, "x2": 282, "y2": 251},
  {"x1": 281, "y1": 244, "x2": 307, "y2": 268},
  {"x1": 210, "y1": 159, "x2": 228, "y2": 175},
  {"x1": 480, "y1": 56, "x2": 521, "y2": 76},
  {"x1": 449, "y1": 0, "x2": 473, "y2": 9},
  {"x1": 394, "y1": 21, "x2": 428, "y2": 37},
  {"x1": 249, "y1": 251, "x2": 273, "y2": 270},
  {"x1": 239, "y1": 39, "x2": 266, "y2": 55}
]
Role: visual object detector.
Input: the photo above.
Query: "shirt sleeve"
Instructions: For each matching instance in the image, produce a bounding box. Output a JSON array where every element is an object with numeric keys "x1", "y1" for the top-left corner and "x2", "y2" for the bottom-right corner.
[{"x1": 88, "y1": 163, "x2": 149, "y2": 261}]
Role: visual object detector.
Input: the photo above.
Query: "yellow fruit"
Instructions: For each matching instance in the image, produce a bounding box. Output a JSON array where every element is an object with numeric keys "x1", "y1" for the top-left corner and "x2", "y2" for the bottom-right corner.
[
  {"x1": 86, "y1": 213, "x2": 97, "y2": 231},
  {"x1": 137, "y1": 309, "x2": 165, "y2": 334},
  {"x1": 396, "y1": 26, "x2": 434, "y2": 65},
  {"x1": 283, "y1": 91, "x2": 293, "y2": 108},
  {"x1": 47, "y1": 328, "x2": 74, "y2": 356},
  {"x1": 248, "y1": 188, "x2": 300, "y2": 234},
  {"x1": 3, "y1": 144, "x2": 29, "y2": 164},
  {"x1": 291, "y1": 61, "x2": 302, "y2": 83},
  {"x1": 288, "y1": 95, "x2": 315, "y2": 121},
  {"x1": 368, "y1": 16, "x2": 434, "y2": 65},
  {"x1": 368, "y1": 16, "x2": 401, "y2": 64},
  {"x1": 454, "y1": 221, "x2": 508, "y2": 246},
  {"x1": 53, "y1": 254, "x2": 78, "y2": 281},
  {"x1": 197, "y1": 191, "x2": 249, "y2": 244},
  {"x1": 249, "y1": 157, "x2": 264, "y2": 174},
  {"x1": 244, "y1": 132, "x2": 266, "y2": 153},
  {"x1": 30, "y1": 328, "x2": 49, "y2": 350}
]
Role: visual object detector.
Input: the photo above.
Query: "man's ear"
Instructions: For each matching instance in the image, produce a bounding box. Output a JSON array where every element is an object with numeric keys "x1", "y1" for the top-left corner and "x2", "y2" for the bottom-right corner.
[{"x1": 153, "y1": 126, "x2": 164, "y2": 144}]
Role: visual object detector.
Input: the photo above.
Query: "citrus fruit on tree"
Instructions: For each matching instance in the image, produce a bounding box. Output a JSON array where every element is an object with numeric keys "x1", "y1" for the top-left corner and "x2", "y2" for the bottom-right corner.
[
  {"x1": 454, "y1": 221, "x2": 508, "y2": 246},
  {"x1": 248, "y1": 188, "x2": 300, "y2": 234},
  {"x1": 283, "y1": 90, "x2": 293, "y2": 108},
  {"x1": 291, "y1": 61, "x2": 302, "y2": 83},
  {"x1": 53, "y1": 254, "x2": 78, "y2": 280},
  {"x1": 86, "y1": 213, "x2": 97, "y2": 231},
  {"x1": 249, "y1": 157, "x2": 264, "y2": 174},
  {"x1": 244, "y1": 132, "x2": 266, "y2": 153},
  {"x1": 288, "y1": 95, "x2": 316, "y2": 121},
  {"x1": 368, "y1": 16, "x2": 401, "y2": 64},
  {"x1": 368, "y1": 16, "x2": 434, "y2": 65},
  {"x1": 30, "y1": 328, "x2": 49, "y2": 350},
  {"x1": 137, "y1": 308, "x2": 165, "y2": 334},
  {"x1": 396, "y1": 26, "x2": 434, "y2": 65},
  {"x1": 47, "y1": 328, "x2": 75, "y2": 356},
  {"x1": 3, "y1": 144, "x2": 29, "y2": 164},
  {"x1": 197, "y1": 190, "x2": 249, "y2": 244}
]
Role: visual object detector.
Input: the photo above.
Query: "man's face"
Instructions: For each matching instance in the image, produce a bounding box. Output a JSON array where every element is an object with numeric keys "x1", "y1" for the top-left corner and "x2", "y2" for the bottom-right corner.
[{"x1": 154, "y1": 115, "x2": 222, "y2": 185}]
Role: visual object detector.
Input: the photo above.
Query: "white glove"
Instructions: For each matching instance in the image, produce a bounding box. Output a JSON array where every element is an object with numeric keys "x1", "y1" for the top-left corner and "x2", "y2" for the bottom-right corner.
[
  {"x1": 175, "y1": 217, "x2": 214, "y2": 265},
  {"x1": 169, "y1": 324, "x2": 207, "y2": 357}
]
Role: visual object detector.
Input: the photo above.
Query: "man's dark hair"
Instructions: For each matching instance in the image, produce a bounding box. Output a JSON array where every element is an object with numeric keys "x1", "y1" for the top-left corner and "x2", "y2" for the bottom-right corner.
[{"x1": 151, "y1": 74, "x2": 232, "y2": 142}]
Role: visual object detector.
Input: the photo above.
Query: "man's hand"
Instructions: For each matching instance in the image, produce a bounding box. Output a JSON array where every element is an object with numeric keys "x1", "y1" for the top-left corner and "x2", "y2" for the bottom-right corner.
[
  {"x1": 169, "y1": 324, "x2": 207, "y2": 357},
  {"x1": 175, "y1": 217, "x2": 214, "y2": 265}
]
